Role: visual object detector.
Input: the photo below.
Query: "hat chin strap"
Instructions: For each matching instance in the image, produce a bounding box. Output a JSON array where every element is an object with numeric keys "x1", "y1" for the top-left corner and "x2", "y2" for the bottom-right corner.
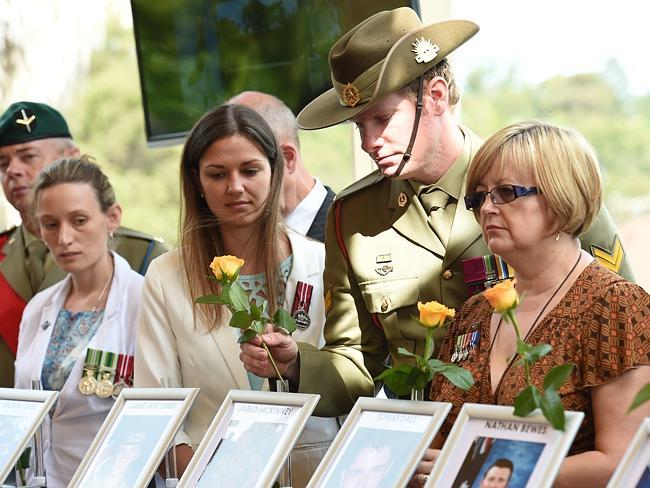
[{"x1": 390, "y1": 75, "x2": 424, "y2": 179}]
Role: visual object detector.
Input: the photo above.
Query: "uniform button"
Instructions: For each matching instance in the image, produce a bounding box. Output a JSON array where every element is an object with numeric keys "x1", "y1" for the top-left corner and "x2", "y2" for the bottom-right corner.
[
  {"x1": 442, "y1": 269, "x2": 453, "y2": 280},
  {"x1": 380, "y1": 297, "x2": 390, "y2": 312}
]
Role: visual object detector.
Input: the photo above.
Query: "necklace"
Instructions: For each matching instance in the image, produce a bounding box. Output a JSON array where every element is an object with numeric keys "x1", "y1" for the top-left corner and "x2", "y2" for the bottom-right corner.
[
  {"x1": 90, "y1": 265, "x2": 114, "y2": 313},
  {"x1": 489, "y1": 251, "x2": 583, "y2": 397}
]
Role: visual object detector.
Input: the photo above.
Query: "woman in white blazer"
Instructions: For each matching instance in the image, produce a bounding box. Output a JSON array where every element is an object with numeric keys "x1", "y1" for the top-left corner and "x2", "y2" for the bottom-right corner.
[
  {"x1": 135, "y1": 104, "x2": 338, "y2": 487},
  {"x1": 14, "y1": 157, "x2": 143, "y2": 488}
]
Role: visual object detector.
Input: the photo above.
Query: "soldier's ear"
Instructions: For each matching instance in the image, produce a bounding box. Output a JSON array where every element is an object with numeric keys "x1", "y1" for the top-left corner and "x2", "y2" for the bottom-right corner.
[
  {"x1": 424, "y1": 77, "x2": 449, "y2": 116},
  {"x1": 63, "y1": 145, "x2": 81, "y2": 158}
]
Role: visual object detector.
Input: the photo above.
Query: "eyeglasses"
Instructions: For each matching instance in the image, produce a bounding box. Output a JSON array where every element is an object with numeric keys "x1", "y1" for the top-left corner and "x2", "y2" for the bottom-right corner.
[{"x1": 464, "y1": 185, "x2": 539, "y2": 211}]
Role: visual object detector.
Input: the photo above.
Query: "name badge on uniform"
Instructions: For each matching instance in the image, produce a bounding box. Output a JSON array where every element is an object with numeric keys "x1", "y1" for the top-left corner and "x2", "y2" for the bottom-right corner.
[
  {"x1": 291, "y1": 281, "x2": 313, "y2": 330},
  {"x1": 112, "y1": 353, "x2": 134, "y2": 400},
  {"x1": 95, "y1": 351, "x2": 118, "y2": 399},
  {"x1": 78, "y1": 348, "x2": 102, "y2": 395}
]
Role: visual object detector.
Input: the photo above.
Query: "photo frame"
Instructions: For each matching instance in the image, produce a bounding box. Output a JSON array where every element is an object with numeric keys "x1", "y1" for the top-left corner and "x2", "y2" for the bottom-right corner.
[
  {"x1": 427, "y1": 403, "x2": 584, "y2": 488},
  {"x1": 178, "y1": 389, "x2": 320, "y2": 488},
  {"x1": 68, "y1": 388, "x2": 199, "y2": 488},
  {"x1": 307, "y1": 397, "x2": 451, "y2": 488},
  {"x1": 0, "y1": 388, "x2": 59, "y2": 485},
  {"x1": 606, "y1": 418, "x2": 650, "y2": 487}
]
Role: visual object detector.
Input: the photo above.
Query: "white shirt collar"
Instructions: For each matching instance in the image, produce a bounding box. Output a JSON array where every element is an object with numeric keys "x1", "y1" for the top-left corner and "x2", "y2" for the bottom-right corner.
[{"x1": 285, "y1": 178, "x2": 327, "y2": 235}]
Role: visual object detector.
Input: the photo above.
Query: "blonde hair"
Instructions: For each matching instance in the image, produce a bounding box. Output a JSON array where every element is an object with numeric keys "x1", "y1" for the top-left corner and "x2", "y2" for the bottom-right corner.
[
  {"x1": 467, "y1": 120, "x2": 603, "y2": 237},
  {"x1": 179, "y1": 104, "x2": 284, "y2": 330}
]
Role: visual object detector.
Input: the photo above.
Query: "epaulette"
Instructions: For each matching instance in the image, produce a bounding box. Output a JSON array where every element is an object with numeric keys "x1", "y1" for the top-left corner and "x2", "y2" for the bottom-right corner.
[
  {"x1": 115, "y1": 226, "x2": 164, "y2": 243},
  {"x1": 334, "y1": 170, "x2": 385, "y2": 202}
]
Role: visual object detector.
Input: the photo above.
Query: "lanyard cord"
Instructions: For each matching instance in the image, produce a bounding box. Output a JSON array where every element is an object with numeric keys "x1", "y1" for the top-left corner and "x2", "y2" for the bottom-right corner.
[{"x1": 489, "y1": 251, "x2": 582, "y2": 399}]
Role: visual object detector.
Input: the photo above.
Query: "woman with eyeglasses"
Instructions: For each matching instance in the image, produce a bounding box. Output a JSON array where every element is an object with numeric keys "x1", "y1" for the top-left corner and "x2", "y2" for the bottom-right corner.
[{"x1": 428, "y1": 120, "x2": 650, "y2": 486}]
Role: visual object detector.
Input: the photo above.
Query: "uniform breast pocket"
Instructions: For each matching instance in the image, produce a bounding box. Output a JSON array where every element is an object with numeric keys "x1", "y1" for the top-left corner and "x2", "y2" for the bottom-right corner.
[{"x1": 358, "y1": 275, "x2": 419, "y2": 315}]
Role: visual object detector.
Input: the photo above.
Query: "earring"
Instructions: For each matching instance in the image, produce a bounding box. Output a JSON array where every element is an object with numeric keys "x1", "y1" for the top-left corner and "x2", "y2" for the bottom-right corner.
[
  {"x1": 200, "y1": 192, "x2": 205, "y2": 199},
  {"x1": 555, "y1": 231, "x2": 561, "y2": 241},
  {"x1": 109, "y1": 231, "x2": 114, "y2": 239}
]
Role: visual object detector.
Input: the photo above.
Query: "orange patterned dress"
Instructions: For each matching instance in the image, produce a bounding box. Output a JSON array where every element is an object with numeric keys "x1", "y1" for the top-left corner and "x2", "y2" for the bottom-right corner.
[{"x1": 430, "y1": 261, "x2": 650, "y2": 455}]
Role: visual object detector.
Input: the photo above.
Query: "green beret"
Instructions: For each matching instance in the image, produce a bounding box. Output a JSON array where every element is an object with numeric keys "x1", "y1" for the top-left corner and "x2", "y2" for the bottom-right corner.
[{"x1": 0, "y1": 101, "x2": 72, "y2": 147}]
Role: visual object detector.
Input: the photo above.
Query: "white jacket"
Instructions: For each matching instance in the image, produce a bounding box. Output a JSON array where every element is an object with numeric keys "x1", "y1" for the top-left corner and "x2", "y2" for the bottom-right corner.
[
  {"x1": 135, "y1": 229, "x2": 337, "y2": 488},
  {"x1": 14, "y1": 252, "x2": 143, "y2": 488}
]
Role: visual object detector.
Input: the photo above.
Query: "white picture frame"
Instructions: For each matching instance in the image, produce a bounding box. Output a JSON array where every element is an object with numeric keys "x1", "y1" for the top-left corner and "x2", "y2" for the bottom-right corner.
[
  {"x1": 0, "y1": 388, "x2": 59, "y2": 485},
  {"x1": 607, "y1": 417, "x2": 650, "y2": 487},
  {"x1": 68, "y1": 387, "x2": 199, "y2": 488},
  {"x1": 306, "y1": 397, "x2": 451, "y2": 488},
  {"x1": 178, "y1": 389, "x2": 320, "y2": 488},
  {"x1": 427, "y1": 403, "x2": 584, "y2": 488}
]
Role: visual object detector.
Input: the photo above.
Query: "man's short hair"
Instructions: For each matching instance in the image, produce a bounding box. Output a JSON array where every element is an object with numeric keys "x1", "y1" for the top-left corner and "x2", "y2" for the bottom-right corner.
[
  {"x1": 399, "y1": 58, "x2": 460, "y2": 106},
  {"x1": 484, "y1": 458, "x2": 514, "y2": 478}
]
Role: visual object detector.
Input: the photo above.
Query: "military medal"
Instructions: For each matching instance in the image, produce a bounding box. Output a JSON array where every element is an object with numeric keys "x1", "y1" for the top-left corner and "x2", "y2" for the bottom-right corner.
[
  {"x1": 291, "y1": 281, "x2": 313, "y2": 330},
  {"x1": 78, "y1": 348, "x2": 101, "y2": 395},
  {"x1": 451, "y1": 335, "x2": 463, "y2": 363},
  {"x1": 462, "y1": 254, "x2": 514, "y2": 296},
  {"x1": 112, "y1": 353, "x2": 134, "y2": 399},
  {"x1": 95, "y1": 351, "x2": 118, "y2": 399}
]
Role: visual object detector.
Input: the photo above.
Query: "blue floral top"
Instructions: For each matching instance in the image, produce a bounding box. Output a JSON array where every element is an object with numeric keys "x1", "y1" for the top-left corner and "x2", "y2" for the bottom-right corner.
[
  {"x1": 238, "y1": 256, "x2": 292, "y2": 390},
  {"x1": 41, "y1": 309, "x2": 104, "y2": 391}
]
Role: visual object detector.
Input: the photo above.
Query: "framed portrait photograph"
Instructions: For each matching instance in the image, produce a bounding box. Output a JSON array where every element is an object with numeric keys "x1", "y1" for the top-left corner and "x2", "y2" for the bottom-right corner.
[
  {"x1": 307, "y1": 397, "x2": 451, "y2": 488},
  {"x1": 607, "y1": 418, "x2": 650, "y2": 487},
  {"x1": 178, "y1": 389, "x2": 320, "y2": 488},
  {"x1": 0, "y1": 388, "x2": 59, "y2": 485},
  {"x1": 427, "y1": 403, "x2": 584, "y2": 488},
  {"x1": 68, "y1": 388, "x2": 199, "y2": 488}
]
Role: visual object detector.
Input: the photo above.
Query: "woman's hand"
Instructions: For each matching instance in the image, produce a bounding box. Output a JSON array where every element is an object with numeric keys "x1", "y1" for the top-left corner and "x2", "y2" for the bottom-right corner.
[
  {"x1": 407, "y1": 448, "x2": 440, "y2": 487},
  {"x1": 239, "y1": 327, "x2": 300, "y2": 384}
]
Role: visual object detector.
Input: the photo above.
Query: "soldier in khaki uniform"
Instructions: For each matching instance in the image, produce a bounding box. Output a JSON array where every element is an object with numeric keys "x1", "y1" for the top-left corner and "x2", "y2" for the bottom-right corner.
[
  {"x1": 0, "y1": 101, "x2": 168, "y2": 387},
  {"x1": 240, "y1": 8, "x2": 633, "y2": 418}
]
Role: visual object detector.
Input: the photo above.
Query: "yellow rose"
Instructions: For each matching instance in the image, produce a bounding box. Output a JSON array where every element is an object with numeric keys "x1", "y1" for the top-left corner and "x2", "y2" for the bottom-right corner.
[
  {"x1": 210, "y1": 255, "x2": 245, "y2": 281},
  {"x1": 484, "y1": 279, "x2": 519, "y2": 312},
  {"x1": 418, "y1": 301, "x2": 455, "y2": 328}
]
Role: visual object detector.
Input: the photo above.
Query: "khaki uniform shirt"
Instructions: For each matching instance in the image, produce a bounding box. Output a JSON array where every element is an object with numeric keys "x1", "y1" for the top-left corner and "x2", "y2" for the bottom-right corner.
[{"x1": 296, "y1": 126, "x2": 635, "y2": 417}]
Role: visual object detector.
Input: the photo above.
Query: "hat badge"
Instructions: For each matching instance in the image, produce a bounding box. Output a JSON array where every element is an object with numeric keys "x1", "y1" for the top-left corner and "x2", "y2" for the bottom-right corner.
[
  {"x1": 342, "y1": 83, "x2": 361, "y2": 107},
  {"x1": 15, "y1": 109, "x2": 36, "y2": 133},
  {"x1": 412, "y1": 37, "x2": 439, "y2": 64}
]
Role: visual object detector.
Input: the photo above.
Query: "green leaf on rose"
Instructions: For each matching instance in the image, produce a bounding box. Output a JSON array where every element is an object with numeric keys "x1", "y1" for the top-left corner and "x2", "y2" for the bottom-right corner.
[
  {"x1": 439, "y1": 365, "x2": 474, "y2": 391},
  {"x1": 273, "y1": 308, "x2": 297, "y2": 335},
  {"x1": 228, "y1": 283, "x2": 250, "y2": 312},
  {"x1": 540, "y1": 389, "x2": 566, "y2": 431},
  {"x1": 251, "y1": 320, "x2": 266, "y2": 335},
  {"x1": 237, "y1": 328, "x2": 258, "y2": 344},
  {"x1": 397, "y1": 347, "x2": 416, "y2": 358},
  {"x1": 514, "y1": 385, "x2": 541, "y2": 417},
  {"x1": 543, "y1": 363, "x2": 574, "y2": 392},
  {"x1": 628, "y1": 383, "x2": 650, "y2": 412},
  {"x1": 250, "y1": 301, "x2": 263, "y2": 321},
  {"x1": 229, "y1": 311, "x2": 252, "y2": 329},
  {"x1": 375, "y1": 364, "x2": 428, "y2": 396}
]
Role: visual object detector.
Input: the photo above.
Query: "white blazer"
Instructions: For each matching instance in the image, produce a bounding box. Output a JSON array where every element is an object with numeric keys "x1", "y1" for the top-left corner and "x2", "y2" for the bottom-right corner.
[
  {"x1": 135, "y1": 229, "x2": 337, "y2": 488},
  {"x1": 14, "y1": 252, "x2": 143, "y2": 488}
]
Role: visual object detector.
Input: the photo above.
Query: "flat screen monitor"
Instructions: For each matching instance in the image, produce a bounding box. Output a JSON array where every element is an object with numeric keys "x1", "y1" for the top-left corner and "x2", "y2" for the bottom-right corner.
[{"x1": 130, "y1": 0, "x2": 421, "y2": 145}]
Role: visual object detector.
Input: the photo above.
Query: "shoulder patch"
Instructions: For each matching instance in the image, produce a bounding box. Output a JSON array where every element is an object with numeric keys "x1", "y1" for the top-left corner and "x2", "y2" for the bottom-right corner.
[
  {"x1": 335, "y1": 170, "x2": 384, "y2": 202},
  {"x1": 590, "y1": 235, "x2": 624, "y2": 274}
]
